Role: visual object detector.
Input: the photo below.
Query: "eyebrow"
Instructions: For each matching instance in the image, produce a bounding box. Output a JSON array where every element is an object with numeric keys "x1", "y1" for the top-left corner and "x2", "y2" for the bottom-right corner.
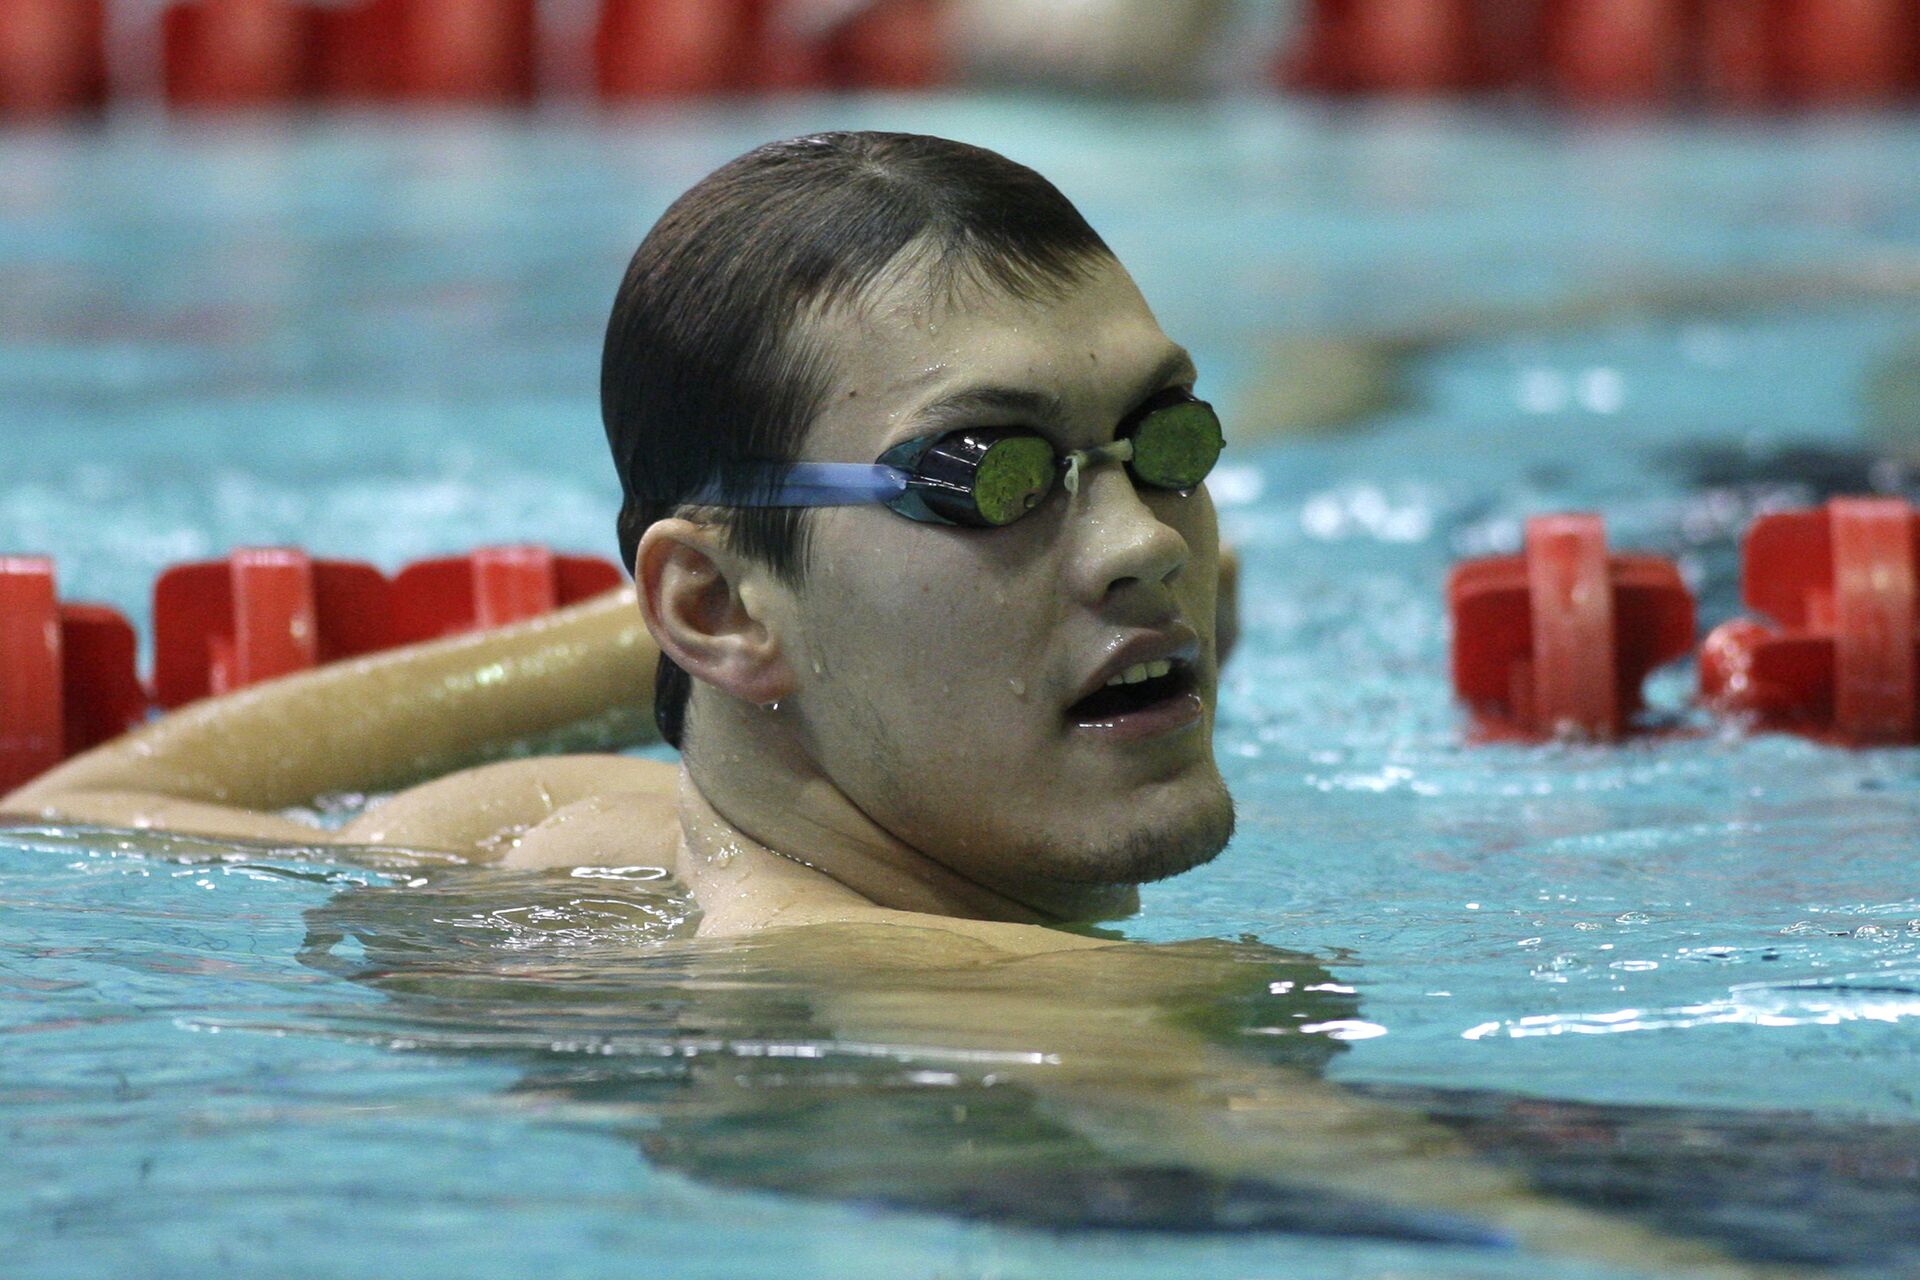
[{"x1": 910, "y1": 346, "x2": 1200, "y2": 436}]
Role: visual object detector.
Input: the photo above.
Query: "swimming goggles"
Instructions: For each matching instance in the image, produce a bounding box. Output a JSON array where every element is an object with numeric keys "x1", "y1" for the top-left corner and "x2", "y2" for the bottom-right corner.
[{"x1": 687, "y1": 389, "x2": 1225, "y2": 528}]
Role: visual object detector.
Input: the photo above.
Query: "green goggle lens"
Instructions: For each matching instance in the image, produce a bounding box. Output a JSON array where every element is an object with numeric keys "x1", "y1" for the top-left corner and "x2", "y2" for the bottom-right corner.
[
  {"x1": 881, "y1": 395, "x2": 1223, "y2": 527},
  {"x1": 971, "y1": 435, "x2": 1059, "y2": 526},
  {"x1": 1125, "y1": 400, "x2": 1224, "y2": 491}
]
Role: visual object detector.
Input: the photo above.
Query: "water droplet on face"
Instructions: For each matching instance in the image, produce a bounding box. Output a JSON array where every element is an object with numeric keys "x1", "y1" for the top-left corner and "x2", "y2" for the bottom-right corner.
[
  {"x1": 811, "y1": 659, "x2": 825, "y2": 676},
  {"x1": 1008, "y1": 677, "x2": 1027, "y2": 699}
]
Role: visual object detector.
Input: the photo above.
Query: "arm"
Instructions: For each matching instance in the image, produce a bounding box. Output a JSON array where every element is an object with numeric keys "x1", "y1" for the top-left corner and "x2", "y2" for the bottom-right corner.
[
  {"x1": 1, "y1": 586, "x2": 660, "y2": 841},
  {"x1": 720, "y1": 922, "x2": 1746, "y2": 1273},
  {"x1": 3, "y1": 549, "x2": 1240, "y2": 846}
]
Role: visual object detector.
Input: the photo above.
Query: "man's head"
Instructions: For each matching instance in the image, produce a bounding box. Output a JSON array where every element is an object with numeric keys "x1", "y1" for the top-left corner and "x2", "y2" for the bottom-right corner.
[
  {"x1": 603, "y1": 132, "x2": 1232, "y2": 912},
  {"x1": 604, "y1": 131, "x2": 1113, "y2": 744}
]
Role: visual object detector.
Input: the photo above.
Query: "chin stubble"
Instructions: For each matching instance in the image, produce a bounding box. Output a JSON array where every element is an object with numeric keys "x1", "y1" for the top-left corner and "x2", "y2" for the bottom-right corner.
[{"x1": 1045, "y1": 778, "x2": 1237, "y2": 887}]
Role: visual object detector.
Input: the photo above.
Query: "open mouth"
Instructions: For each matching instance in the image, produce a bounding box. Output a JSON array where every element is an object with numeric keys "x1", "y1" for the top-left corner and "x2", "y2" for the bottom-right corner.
[{"x1": 1066, "y1": 660, "x2": 1198, "y2": 725}]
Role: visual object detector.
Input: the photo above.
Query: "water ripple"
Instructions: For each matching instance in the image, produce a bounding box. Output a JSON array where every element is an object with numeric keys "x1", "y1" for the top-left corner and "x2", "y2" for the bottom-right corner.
[{"x1": 1463, "y1": 969, "x2": 1920, "y2": 1039}]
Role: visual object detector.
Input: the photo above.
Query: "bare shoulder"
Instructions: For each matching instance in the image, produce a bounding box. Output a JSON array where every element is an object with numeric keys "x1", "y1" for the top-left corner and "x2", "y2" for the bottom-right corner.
[
  {"x1": 340, "y1": 754, "x2": 679, "y2": 869},
  {"x1": 726, "y1": 902, "x2": 1122, "y2": 965}
]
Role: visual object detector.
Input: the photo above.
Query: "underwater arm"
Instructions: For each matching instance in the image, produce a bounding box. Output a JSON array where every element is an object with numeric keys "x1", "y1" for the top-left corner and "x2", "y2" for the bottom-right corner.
[
  {"x1": 1, "y1": 587, "x2": 659, "y2": 839},
  {"x1": 741, "y1": 924, "x2": 1752, "y2": 1274}
]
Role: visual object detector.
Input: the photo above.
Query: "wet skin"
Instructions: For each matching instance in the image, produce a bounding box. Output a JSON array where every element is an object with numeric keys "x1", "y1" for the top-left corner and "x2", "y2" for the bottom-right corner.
[{"x1": 638, "y1": 251, "x2": 1234, "y2": 926}]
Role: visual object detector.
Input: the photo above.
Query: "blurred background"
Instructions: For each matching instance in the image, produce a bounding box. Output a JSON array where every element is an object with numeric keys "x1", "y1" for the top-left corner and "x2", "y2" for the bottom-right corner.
[{"x1": 3, "y1": 0, "x2": 1918, "y2": 114}]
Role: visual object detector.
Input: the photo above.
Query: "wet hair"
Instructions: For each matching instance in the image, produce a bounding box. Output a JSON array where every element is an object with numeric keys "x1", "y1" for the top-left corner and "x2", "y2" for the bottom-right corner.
[{"x1": 602, "y1": 131, "x2": 1114, "y2": 748}]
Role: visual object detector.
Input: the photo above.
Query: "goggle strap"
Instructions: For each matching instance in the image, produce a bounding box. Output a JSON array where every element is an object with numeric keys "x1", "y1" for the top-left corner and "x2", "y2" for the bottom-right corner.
[{"x1": 686, "y1": 463, "x2": 910, "y2": 509}]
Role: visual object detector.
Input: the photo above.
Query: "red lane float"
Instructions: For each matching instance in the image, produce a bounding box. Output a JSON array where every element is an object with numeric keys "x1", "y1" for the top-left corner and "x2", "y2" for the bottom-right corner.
[
  {"x1": 58, "y1": 603, "x2": 147, "y2": 758},
  {"x1": 153, "y1": 548, "x2": 391, "y2": 709},
  {"x1": 0, "y1": 558, "x2": 64, "y2": 792},
  {"x1": 387, "y1": 546, "x2": 622, "y2": 645},
  {"x1": 1280, "y1": 0, "x2": 1481, "y2": 95},
  {"x1": 0, "y1": 0, "x2": 107, "y2": 117},
  {"x1": 1700, "y1": 497, "x2": 1920, "y2": 744},
  {"x1": 833, "y1": 0, "x2": 946, "y2": 91},
  {"x1": 1449, "y1": 513, "x2": 1695, "y2": 740},
  {"x1": 1541, "y1": 0, "x2": 1690, "y2": 108},
  {"x1": 163, "y1": 0, "x2": 312, "y2": 107},
  {"x1": 1777, "y1": 0, "x2": 1918, "y2": 106},
  {"x1": 0, "y1": 558, "x2": 146, "y2": 794},
  {"x1": 312, "y1": 0, "x2": 401, "y2": 99},
  {"x1": 741, "y1": 0, "x2": 829, "y2": 91},
  {"x1": 595, "y1": 0, "x2": 746, "y2": 98},
  {"x1": 2, "y1": 544, "x2": 621, "y2": 788},
  {"x1": 1343, "y1": 0, "x2": 1480, "y2": 95},
  {"x1": 1698, "y1": 0, "x2": 1780, "y2": 109},
  {"x1": 395, "y1": 0, "x2": 536, "y2": 102},
  {"x1": 1278, "y1": 0, "x2": 1355, "y2": 94}
]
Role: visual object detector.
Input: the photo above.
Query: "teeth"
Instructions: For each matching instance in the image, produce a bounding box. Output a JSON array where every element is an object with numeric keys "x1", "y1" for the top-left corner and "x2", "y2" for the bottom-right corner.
[{"x1": 1105, "y1": 658, "x2": 1173, "y2": 688}]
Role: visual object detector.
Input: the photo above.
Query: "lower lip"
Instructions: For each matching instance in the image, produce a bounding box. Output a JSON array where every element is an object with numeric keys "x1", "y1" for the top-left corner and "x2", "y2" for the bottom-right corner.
[{"x1": 1067, "y1": 690, "x2": 1205, "y2": 742}]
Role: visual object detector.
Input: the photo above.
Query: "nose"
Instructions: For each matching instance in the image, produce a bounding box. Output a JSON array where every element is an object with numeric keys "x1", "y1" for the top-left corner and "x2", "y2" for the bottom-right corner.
[{"x1": 1064, "y1": 462, "x2": 1190, "y2": 610}]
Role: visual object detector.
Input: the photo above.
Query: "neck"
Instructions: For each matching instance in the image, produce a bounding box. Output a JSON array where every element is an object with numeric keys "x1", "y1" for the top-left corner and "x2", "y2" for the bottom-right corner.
[{"x1": 679, "y1": 699, "x2": 1137, "y2": 925}]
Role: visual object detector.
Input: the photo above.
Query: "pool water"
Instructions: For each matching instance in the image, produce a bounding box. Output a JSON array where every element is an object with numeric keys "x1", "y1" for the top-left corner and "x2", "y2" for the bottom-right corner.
[{"x1": 5, "y1": 98, "x2": 1920, "y2": 1278}]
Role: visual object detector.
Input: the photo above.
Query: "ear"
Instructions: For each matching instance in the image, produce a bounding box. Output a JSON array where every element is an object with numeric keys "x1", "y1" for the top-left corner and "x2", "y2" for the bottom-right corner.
[{"x1": 635, "y1": 518, "x2": 795, "y2": 707}]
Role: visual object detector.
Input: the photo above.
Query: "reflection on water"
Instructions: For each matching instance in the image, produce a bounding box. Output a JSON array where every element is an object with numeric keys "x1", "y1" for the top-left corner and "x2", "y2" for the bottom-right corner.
[
  {"x1": 1366, "y1": 1085, "x2": 1920, "y2": 1270},
  {"x1": 283, "y1": 864, "x2": 1455, "y2": 1239},
  {"x1": 149, "y1": 853, "x2": 1906, "y2": 1267},
  {"x1": 7, "y1": 823, "x2": 1920, "y2": 1269}
]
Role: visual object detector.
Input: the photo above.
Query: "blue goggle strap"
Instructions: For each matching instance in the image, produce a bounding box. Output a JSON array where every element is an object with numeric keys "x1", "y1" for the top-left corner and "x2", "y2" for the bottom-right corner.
[{"x1": 685, "y1": 463, "x2": 912, "y2": 509}]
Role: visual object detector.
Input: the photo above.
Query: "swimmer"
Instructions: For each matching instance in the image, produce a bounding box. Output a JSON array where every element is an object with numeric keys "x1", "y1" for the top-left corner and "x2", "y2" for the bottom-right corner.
[
  {"x1": 9, "y1": 131, "x2": 1234, "y2": 944},
  {"x1": 1, "y1": 133, "x2": 1765, "y2": 1272}
]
